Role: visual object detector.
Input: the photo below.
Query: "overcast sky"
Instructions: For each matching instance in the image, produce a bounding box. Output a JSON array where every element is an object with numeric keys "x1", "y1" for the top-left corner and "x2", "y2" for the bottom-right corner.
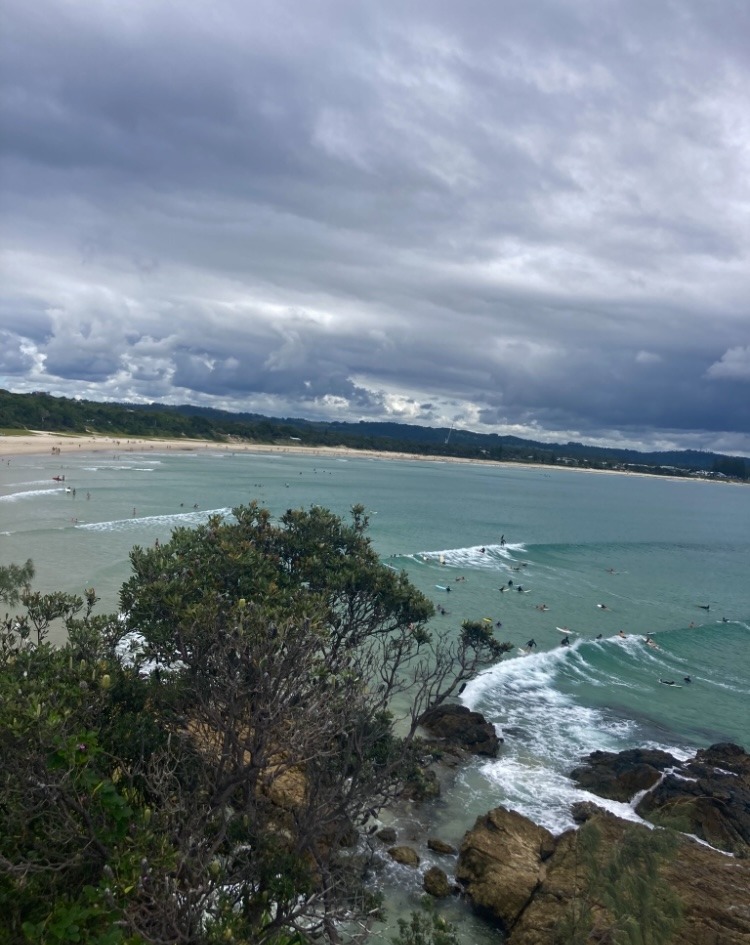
[{"x1": 2, "y1": 0, "x2": 749, "y2": 455}]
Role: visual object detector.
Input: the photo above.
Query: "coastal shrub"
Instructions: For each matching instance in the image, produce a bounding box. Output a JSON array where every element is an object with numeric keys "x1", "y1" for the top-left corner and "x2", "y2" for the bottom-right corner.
[
  {"x1": 0, "y1": 508, "x2": 509, "y2": 944},
  {"x1": 391, "y1": 906, "x2": 461, "y2": 945}
]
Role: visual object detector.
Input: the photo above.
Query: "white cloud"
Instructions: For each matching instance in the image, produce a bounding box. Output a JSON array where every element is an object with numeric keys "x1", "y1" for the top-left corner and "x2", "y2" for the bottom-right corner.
[{"x1": 705, "y1": 346, "x2": 750, "y2": 381}]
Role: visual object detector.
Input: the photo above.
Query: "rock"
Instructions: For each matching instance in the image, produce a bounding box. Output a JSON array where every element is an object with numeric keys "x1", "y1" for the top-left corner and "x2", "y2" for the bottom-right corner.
[
  {"x1": 427, "y1": 837, "x2": 457, "y2": 855},
  {"x1": 417, "y1": 703, "x2": 501, "y2": 757},
  {"x1": 455, "y1": 807, "x2": 555, "y2": 931},
  {"x1": 636, "y1": 742, "x2": 750, "y2": 853},
  {"x1": 569, "y1": 747, "x2": 678, "y2": 801},
  {"x1": 505, "y1": 810, "x2": 750, "y2": 945},
  {"x1": 388, "y1": 845, "x2": 420, "y2": 867},
  {"x1": 376, "y1": 827, "x2": 397, "y2": 844},
  {"x1": 423, "y1": 866, "x2": 452, "y2": 898},
  {"x1": 454, "y1": 800, "x2": 750, "y2": 945},
  {"x1": 570, "y1": 801, "x2": 603, "y2": 823},
  {"x1": 572, "y1": 742, "x2": 750, "y2": 854}
]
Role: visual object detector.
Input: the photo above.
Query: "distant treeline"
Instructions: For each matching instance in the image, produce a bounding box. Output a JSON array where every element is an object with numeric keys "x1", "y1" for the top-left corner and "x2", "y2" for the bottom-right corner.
[{"x1": 0, "y1": 389, "x2": 747, "y2": 479}]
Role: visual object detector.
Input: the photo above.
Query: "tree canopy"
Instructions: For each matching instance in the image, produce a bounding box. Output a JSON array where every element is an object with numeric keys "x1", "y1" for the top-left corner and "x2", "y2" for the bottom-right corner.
[{"x1": 0, "y1": 503, "x2": 510, "y2": 944}]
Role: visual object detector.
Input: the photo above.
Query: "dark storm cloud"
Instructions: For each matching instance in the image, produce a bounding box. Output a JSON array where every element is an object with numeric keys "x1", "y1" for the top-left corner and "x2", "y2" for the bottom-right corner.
[{"x1": 1, "y1": 0, "x2": 749, "y2": 453}]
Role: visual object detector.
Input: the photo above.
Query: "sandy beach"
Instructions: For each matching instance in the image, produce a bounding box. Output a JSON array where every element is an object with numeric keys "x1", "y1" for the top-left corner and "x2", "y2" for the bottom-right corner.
[
  {"x1": 0, "y1": 430, "x2": 492, "y2": 467},
  {"x1": 0, "y1": 430, "x2": 725, "y2": 483}
]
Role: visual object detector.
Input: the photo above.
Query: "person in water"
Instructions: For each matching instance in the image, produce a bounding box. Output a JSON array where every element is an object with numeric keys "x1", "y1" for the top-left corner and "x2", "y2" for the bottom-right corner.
[
  {"x1": 684, "y1": 676, "x2": 692, "y2": 683},
  {"x1": 618, "y1": 630, "x2": 627, "y2": 639},
  {"x1": 560, "y1": 636, "x2": 570, "y2": 646},
  {"x1": 525, "y1": 639, "x2": 537, "y2": 649}
]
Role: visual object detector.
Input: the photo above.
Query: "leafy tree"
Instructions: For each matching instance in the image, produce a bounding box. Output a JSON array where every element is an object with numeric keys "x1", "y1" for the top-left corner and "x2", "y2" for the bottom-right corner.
[
  {"x1": 0, "y1": 558, "x2": 34, "y2": 606},
  {"x1": 1, "y1": 504, "x2": 510, "y2": 944}
]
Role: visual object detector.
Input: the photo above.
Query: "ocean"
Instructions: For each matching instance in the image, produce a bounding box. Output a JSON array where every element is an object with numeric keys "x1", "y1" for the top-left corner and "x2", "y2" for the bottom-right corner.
[{"x1": 2, "y1": 445, "x2": 748, "y2": 939}]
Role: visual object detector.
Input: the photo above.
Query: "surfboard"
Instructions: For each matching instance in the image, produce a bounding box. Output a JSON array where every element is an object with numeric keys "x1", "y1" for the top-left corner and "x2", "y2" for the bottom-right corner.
[
  {"x1": 556, "y1": 627, "x2": 577, "y2": 634},
  {"x1": 517, "y1": 647, "x2": 530, "y2": 655},
  {"x1": 435, "y1": 584, "x2": 448, "y2": 591}
]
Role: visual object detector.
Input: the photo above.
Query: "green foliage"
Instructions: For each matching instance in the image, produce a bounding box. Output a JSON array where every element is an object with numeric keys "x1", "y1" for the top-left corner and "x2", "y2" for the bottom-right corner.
[
  {"x1": 560, "y1": 822, "x2": 683, "y2": 945},
  {"x1": 2, "y1": 507, "x2": 509, "y2": 943},
  {"x1": 0, "y1": 559, "x2": 34, "y2": 605},
  {"x1": 599, "y1": 827, "x2": 682, "y2": 945},
  {"x1": 391, "y1": 906, "x2": 461, "y2": 945}
]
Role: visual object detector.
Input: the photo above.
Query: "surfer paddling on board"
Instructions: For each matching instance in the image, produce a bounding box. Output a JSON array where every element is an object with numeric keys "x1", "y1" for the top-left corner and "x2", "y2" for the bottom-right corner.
[{"x1": 617, "y1": 630, "x2": 627, "y2": 639}]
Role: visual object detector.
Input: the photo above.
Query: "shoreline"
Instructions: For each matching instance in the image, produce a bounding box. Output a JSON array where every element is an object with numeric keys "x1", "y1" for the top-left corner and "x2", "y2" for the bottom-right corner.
[{"x1": 0, "y1": 431, "x2": 722, "y2": 483}]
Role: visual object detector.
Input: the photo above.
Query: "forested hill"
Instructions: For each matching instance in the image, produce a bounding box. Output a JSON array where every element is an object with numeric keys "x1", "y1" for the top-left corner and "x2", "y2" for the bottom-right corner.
[{"x1": 0, "y1": 389, "x2": 747, "y2": 479}]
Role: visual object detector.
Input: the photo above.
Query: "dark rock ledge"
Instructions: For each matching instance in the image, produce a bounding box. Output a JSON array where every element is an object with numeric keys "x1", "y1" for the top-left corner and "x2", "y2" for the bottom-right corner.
[{"x1": 454, "y1": 743, "x2": 750, "y2": 945}]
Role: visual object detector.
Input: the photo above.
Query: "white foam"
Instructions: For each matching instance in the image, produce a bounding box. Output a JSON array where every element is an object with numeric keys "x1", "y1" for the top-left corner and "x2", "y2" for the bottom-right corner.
[
  {"x1": 76, "y1": 507, "x2": 232, "y2": 532},
  {"x1": 413, "y1": 543, "x2": 527, "y2": 571},
  {"x1": 0, "y1": 487, "x2": 65, "y2": 502},
  {"x1": 462, "y1": 644, "x2": 642, "y2": 834}
]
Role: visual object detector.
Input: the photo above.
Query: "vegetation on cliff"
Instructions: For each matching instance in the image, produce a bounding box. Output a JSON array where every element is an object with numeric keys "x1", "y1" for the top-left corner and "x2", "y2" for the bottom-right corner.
[{"x1": 0, "y1": 504, "x2": 509, "y2": 944}]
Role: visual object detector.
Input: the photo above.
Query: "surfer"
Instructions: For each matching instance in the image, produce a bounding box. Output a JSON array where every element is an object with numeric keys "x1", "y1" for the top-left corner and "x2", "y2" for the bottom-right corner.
[
  {"x1": 684, "y1": 676, "x2": 692, "y2": 683},
  {"x1": 560, "y1": 636, "x2": 570, "y2": 647},
  {"x1": 525, "y1": 639, "x2": 537, "y2": 649},
  {"x1": 597, "y1": 603, "x2": 609, "y2": 610},
  {"x1": 660, "y1": 679, "x2": 678, "y2": 686},
  {"x1": 697, "y1": 604, "x2": 710, "y2": 610},
  {"x1": 617, "y1": 630, "x2": 627, "y2": 639},
  {"x1": 500, "y1": 535, "x2": 505, "y2": 546},
  {"x1": 596, "y1": 634, "x2": 603, "y2": 639}
]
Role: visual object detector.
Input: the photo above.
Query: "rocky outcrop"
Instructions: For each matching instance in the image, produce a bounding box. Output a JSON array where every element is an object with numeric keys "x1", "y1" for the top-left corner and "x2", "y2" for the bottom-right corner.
[
  {"x1": 569, "y1": 746, "x2": 677, "y2": 801},
  {"x1": 457, "y1": 805, "x2": 750, "y2": 945},
  {"x1": 455, "y1": 807, "x2": 555, "y2": 930},
  {"x1": 635, "y1": 742, "x2": 750, "y2": 853},
  {"x1": 417, "y1": 703, "x2": 501, "y2": 757},
  {"x1": 572, "y1": 742, "x2": 750, "y2": 854}
]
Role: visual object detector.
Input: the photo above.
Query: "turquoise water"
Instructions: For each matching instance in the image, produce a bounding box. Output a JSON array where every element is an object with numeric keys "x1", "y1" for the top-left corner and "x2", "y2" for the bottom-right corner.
[{"x1": 2, "y1": 446, "x2": 748, "y2": 935}]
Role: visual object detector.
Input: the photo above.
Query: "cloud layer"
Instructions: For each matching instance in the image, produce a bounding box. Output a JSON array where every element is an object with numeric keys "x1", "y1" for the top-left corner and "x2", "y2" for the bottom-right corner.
[{"x1": 2, "y1": 0, "x2": 749, "y2": 453}]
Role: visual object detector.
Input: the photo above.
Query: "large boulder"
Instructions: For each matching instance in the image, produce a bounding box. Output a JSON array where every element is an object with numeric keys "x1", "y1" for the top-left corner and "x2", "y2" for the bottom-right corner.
[
  {"x1": 455, "y1": 807, "x2": 555, "y2": 930},
  {"x1": 418, "y1": 704, "x2": 501, "y2": 757}
]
